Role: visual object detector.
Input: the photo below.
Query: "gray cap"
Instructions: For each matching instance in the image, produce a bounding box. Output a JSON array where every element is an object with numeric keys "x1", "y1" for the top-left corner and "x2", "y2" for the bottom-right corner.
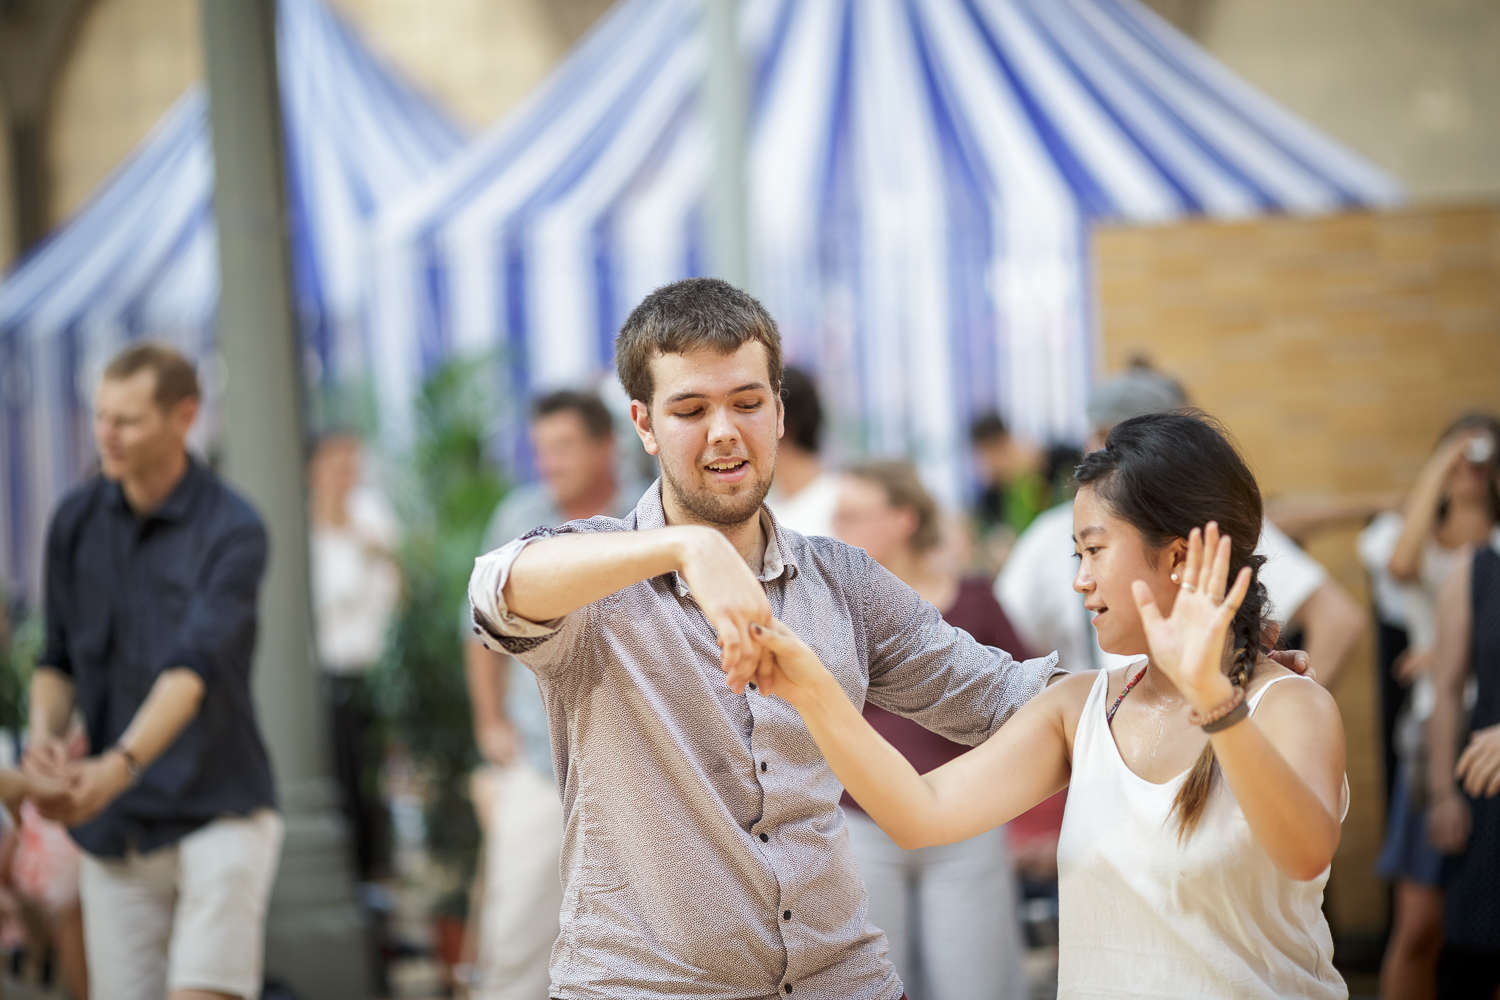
[{"x1": 1086, "y1": 368, "x2": 1188, "y2": 432}]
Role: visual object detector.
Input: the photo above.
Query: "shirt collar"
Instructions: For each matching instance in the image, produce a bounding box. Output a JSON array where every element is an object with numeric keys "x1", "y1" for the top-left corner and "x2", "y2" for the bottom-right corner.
[
  {"x1": 105, "y1": 455, "x2": 201, "y2": 523},
  {"x1": 633, "y1": 479, "x2": 800, "y2": 597}
]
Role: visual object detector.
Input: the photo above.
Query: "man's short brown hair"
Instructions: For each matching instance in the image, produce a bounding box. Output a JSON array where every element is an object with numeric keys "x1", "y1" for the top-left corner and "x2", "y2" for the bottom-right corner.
[
  {"x1": 103, "y1": 342, "x2": 201, "y2": 411},
  {"x1": 533, "y1": 390, "x2": 614, "y2": 440},
  {"x1": 846, "y1": 459, "x2": 942, "y2": 553},
  {"x1": 614, "y1": 278, "x2": 783, "y2": 406}
]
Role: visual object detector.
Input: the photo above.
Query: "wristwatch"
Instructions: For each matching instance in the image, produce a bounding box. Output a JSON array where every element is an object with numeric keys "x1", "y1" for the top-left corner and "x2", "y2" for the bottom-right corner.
[{"x1": 111, "y1": 744, "x2": 144, "y2": 786}]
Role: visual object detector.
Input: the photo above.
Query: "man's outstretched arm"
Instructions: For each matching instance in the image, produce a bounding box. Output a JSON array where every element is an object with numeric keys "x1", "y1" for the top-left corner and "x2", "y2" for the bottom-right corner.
[{"x1": 474, "y1": 525, "x2": 773, "y2": 687}]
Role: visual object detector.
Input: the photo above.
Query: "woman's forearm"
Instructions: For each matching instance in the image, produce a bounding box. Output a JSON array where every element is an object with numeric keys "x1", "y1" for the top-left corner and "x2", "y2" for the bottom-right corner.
[
  {"x1": 795, "y1": 677, "x2": 944, "y2": 849},
  {"x1": 1212, "y1": 717, "x2": 1342, "y2": 880},
  {"x1": 1389, "y1": 470, "x2": 1447, "y2": 582},
  {"x1": 1426, "y1": 558, "x2": 1473, "y2": 803}
]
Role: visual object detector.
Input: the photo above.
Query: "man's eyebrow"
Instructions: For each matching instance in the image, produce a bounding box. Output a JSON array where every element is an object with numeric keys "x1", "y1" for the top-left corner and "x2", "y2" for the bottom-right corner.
[{"x1": 663, "y1": 382, "x2": 769, "y2": 405}]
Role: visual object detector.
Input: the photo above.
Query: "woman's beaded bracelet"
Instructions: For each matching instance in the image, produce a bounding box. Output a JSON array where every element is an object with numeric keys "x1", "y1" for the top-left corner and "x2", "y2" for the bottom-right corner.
[{"x1": 1188, "y1": 684, "x2": 1246, "y2": 731}]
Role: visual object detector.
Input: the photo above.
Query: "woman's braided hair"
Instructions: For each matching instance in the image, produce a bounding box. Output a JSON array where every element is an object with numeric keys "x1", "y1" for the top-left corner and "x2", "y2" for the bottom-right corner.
[{"x1": 1075, "y1": 410, "x2": 1273, "y2": 839}]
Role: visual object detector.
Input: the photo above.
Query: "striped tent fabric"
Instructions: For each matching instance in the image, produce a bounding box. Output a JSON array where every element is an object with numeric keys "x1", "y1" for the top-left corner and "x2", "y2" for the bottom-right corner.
[
  {"x1": 371, "y1": 0, "x2": 1401, "y2": 504},
  {"x1": 0, "y1": 0, "x2": 464, "y2": 600}
]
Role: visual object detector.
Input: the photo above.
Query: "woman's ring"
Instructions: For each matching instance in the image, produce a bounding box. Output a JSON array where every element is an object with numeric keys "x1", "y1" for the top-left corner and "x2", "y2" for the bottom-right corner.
[{"x1": 1180, "y1": 582, "x2": 1198, "y2": 593}]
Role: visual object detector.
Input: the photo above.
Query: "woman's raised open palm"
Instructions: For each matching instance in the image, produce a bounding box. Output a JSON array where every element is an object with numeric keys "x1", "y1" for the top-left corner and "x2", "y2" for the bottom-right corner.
[{"x1": 1130, "y1": 522, "x2": 1253, "y2": 708}]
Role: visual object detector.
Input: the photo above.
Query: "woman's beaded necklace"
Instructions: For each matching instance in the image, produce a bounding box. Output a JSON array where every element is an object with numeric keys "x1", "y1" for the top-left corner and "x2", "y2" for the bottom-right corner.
[{"x1": 1106, "y1": 664, "x2": 1150, "y2": 726}]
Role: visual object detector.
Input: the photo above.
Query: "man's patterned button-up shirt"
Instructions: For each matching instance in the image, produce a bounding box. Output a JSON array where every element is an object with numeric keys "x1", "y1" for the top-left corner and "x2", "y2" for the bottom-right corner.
[{"x1": 469, "y1": 480, "x2": 1059, "y2": 1000}]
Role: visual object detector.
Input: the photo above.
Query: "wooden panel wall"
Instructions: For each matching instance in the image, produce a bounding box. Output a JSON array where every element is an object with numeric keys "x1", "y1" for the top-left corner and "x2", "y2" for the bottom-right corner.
[{"x1": 1095, "y1": 203, "x2": 1500, "y2": 942}]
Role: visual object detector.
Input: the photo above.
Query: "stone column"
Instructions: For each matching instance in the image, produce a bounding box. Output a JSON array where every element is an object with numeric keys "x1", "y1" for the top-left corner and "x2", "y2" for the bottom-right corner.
[
  {"x1": 199, "y1": 2, "x2": 369, "y2": 997},
  {"x1": 703, "y1": 0, "x2": 749, "y2": 288}
]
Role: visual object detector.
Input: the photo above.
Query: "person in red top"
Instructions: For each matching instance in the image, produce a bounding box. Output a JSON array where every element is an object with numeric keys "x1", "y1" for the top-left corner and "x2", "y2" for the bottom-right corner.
[{"x1": 832, "y1": 460, "x2": 1031, "y2": 1000}]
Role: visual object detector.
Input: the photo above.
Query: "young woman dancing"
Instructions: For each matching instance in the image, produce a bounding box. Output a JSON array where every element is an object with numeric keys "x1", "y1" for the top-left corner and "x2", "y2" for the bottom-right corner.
[{"x1": 749, "y1": 412, "x2": 1350, "y2": 999}]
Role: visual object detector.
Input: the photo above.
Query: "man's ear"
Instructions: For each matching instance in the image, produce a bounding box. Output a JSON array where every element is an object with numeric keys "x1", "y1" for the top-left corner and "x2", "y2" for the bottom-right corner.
[
  {"x1": 775, "y1": 390, "x2": 785, "y2": 441},
  {"x1": 629, "y1": 399, "x2": 659, "y2": 456},
  {"x1": 170, "y1": 397, "x2": 200, "y2": 438}
]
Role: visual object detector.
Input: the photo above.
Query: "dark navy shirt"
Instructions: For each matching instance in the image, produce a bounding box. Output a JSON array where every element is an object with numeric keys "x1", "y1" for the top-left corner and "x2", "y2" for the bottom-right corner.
[{"x1": 39, "y1": 457, "x2": 277, "y2": 857}]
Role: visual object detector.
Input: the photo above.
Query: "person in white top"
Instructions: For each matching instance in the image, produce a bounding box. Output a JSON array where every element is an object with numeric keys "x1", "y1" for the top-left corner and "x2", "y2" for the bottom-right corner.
[
  {"x1": 1000, "y1": 367, "x2": 1367, "y2": 686},
  {"x1": 764, "y1": 367, "x2": 840, "y2": 537},
  {"x1": 308, "y1": 431, "x2": 401, "y2": 882},
  {"x1": 750, "y1": 410, "x2": 1348, "y2": 999},
  {"x1": 1359, "y1": 414, "x2": 1499, "y2": 1000}
]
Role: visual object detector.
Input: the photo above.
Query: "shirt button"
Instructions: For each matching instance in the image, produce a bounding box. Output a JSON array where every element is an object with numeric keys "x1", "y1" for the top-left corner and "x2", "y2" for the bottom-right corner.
[
  {"x1": 748, "y1": 682, "x2": 757, "y2": 690},
  {"x1": 759, "y1": 832, "x2": 769, "y2": 842},
  {"x1": 782, "y1": 909, "x2": 791, "y2": 920},
  {"x1": 760, "y1": 761, "x2": 767, "y2": 772},
  {"x1": 783, "y1": 985, "x2": 792, "y2": 994}
]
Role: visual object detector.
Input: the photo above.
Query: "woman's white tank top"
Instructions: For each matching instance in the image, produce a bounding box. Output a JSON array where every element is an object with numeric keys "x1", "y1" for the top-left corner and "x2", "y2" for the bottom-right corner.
[{"x1": 1056, "y1": 666, "x2": 1348, "y2": 999}]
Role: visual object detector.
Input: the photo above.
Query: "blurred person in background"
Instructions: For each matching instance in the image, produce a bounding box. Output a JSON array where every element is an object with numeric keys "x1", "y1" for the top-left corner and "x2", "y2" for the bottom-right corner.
[
  {"x1": 832, "y1": 460, "x2": 1030, "y2": 1000},
  {"x1": 969, "y1": 414, "x2": 1048, "y2": 539},
  {"x1": 464, "y1": 389, "x2": 643, "y2": 1000},
  {"x1": 765, "y1": 367, "x2": 840, "y2": 537},
  {"x1": 308, "y1": 430, "x2": 401, "y2": 883},
  {"x1": 1366, "y1": 415, "x2": 1500, "y2": 1000},
  {"x1": 1358, "y1": 510, "x2": 1417, "y2": 809},
  {"x1": 28, "y1": 342, "x2": 281, "y2": 1000},
  {"x1": 998, "y1": 365, "x2": 1367, "y2": 685},
  {"x1": 1425, "y1": 451, "x2": 1500, "y2": 1000}
]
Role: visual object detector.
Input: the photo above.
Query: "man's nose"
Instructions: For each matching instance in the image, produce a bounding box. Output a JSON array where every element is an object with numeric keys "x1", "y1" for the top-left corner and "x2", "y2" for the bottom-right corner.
[{"x1": 705, "y1": 404, "x2": 738, "y2": 445}]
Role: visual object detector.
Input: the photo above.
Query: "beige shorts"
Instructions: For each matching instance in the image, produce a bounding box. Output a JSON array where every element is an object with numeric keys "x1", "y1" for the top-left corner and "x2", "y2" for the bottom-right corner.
[{"x1": 79, "y1": 809, "x2": 283, "y2": 1000}]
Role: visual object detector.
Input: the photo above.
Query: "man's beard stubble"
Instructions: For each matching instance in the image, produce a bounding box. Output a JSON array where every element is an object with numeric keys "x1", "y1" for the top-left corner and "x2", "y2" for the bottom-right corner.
[{"x1": 659, "y1": 447, "x2": 776, "y2": 528}]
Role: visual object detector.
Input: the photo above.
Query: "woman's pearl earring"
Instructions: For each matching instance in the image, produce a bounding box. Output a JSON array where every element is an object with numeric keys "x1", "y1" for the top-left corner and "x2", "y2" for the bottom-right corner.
[{"x1": 1170, "y1": 572, "x2": 1180, "y2": 583}]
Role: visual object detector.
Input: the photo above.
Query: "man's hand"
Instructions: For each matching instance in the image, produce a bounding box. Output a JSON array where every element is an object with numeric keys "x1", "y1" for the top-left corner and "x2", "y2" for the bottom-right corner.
[
  {"x1": 1456, "y1": 724, "x2": 1500, "y2": 799},
  {"x1": 35, "y1": 751, "x2": 133, "y2": 827},
  {"x1": 1394, "y1": 648, "x2": 1435, "y2": 685},
  {"x1": 675, "y1": 527, "x2": 772, "y2": 693},
  {"x1": 23, "y1": 734, "x2": 71, "y2": 784},
  {"x1": 1429, "y1": 792, "x2": 1472, "y2": 854},
  {"x1": 477, "y1": 718, "x2": 519, "y2": 767}
]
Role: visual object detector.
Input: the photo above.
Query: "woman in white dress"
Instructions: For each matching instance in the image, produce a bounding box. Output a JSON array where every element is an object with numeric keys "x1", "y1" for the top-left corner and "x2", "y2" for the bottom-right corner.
[{"x1": 749, "y1": 411, "x2": 1349, "y2": 999}]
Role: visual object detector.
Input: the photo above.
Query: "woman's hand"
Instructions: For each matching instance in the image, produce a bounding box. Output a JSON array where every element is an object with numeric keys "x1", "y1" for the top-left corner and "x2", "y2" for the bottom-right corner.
[
  {"x1": 1130, "y1": 522, "x2": 1252, "y2": 714},
  {"x1": 1456, "y1": 724, "x2": 1500, "y2": 799},
  {"x1": 1429, "y1": 792, "x2": 1472, "y2": 853},
  {"x1": 747, "y1": 619, "x2": 841, "y2": 710}
]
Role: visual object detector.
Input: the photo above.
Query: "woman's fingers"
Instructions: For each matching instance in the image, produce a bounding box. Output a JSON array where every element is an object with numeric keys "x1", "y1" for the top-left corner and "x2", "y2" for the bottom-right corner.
[
  {"x1": 1207, "y1": 532, "x2": 1233, "y2": 601},
  {"x1": 1222, "y1": 565, "x2": 1251, "y2": 616},
  {"x1": 1198, "y1": 523, "x2": 1219, "y2": 593},
  {"x1": 1131, "y1": 580, "x2": 1165, "y2": 631},
  {"x1": 1181, "y1": 527, "x2": 1202, "y2": 591}
]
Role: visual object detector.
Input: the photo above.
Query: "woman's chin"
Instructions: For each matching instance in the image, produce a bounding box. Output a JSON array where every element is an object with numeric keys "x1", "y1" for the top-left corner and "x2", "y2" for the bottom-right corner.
[{"x1": 1093, "y1": 627, "x2": 1146, "y2": 658}]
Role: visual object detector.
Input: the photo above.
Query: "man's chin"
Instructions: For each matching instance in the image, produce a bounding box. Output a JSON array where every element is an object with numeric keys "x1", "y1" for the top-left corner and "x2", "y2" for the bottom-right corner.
[{"x1": 664, "y1": 472, "x2": 770, "y2": 528}]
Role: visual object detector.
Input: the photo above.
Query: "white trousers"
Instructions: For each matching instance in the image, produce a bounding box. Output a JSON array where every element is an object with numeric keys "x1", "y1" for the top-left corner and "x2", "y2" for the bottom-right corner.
[
  {"x1": 847, "y1": 810, "x2": 1028, "y2": 1000},
  {"x1": 477, "y1": 763, "x2": 564, "y2": 1000},
  {"x1": 79, "y1": 810, "x2": 283, "y2": 1000}
]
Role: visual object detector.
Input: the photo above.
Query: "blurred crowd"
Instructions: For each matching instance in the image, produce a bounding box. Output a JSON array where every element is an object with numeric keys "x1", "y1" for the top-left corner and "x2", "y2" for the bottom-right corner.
[{"x1": 0, "y1": 340, "x2": 1496, "y2": 1000}]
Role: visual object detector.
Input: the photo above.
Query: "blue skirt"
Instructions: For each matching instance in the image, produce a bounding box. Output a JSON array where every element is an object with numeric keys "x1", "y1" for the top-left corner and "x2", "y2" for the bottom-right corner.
[{"x1": 1376, "y1": 768, "x2": 1444, "y2": 886}]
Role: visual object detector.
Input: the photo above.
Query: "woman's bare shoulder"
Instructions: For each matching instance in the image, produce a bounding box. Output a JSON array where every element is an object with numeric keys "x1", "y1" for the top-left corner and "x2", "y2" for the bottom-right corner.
[{"x1": 1248, "y1": 658, "x2": 1342, "y2": 729}]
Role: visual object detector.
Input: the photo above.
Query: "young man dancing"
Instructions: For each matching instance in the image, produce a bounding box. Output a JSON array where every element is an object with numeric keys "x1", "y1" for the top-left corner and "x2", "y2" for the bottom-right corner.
[{"x1": 468, "y1": 279, "x2": 1060, "y2": 1000}]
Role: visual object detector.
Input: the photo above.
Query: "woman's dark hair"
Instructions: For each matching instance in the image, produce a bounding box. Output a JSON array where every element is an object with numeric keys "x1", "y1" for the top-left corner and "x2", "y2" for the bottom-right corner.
[
  {"x1": 1435, "y1": 413, "x2": 1500, "y2": 525},
  {"x1": 1075, "y1": 410, "x2": 1270, "y2": 839}
]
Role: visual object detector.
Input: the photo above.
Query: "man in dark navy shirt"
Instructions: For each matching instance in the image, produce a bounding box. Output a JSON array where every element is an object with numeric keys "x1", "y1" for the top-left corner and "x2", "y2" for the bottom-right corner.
[{"x1": 28, "y1": 343, "x2": 282, "y2": 1000}]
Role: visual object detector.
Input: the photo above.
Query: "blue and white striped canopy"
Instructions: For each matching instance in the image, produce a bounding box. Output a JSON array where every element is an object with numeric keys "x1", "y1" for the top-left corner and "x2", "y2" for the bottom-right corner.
[
  {"x1": 372, "y1": 0, "x2": 1400, "y2": 503},
  {"x1": 0, "y1": 0, "x2": 464, "y2": 599}
]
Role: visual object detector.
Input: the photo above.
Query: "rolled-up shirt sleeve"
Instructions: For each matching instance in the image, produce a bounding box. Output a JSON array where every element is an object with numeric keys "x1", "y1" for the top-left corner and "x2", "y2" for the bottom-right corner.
[
  {"x1": 468, "y1": 526, "x2": 594, "y2": 677},
  {"x1": 860, "y1": 554, "x2": 1061, "y2": 745}
]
